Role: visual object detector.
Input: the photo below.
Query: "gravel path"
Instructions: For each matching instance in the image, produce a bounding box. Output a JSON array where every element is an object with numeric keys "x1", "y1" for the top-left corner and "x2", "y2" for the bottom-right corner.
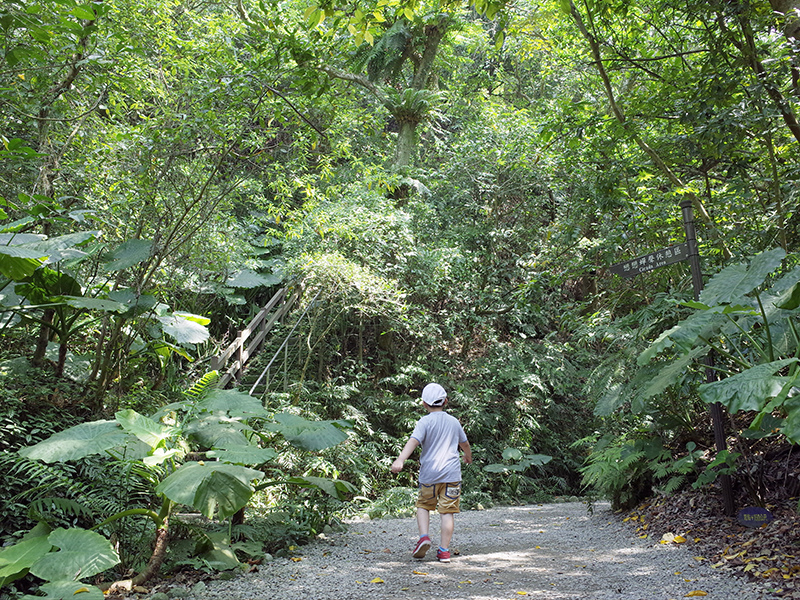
[{"x1": 205, "y1": 502, "x2": 780, "y2": 600}]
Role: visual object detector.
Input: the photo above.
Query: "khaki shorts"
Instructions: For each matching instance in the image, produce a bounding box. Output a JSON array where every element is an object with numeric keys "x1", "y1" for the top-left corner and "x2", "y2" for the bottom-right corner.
[{"x1": 416, "y1": 482, "x2": 461, "y2": 514}]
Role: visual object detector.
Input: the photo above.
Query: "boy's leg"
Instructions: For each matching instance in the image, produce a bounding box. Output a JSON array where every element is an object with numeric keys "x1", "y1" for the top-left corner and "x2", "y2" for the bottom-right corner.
[
  {"x1": 436, "y1": 482, "x2": 461, "y2": 562},
  {"x1": 416, "y1": 507, "x2": 430, "y2": 537},
  {"x1": 412, "y1": 484, "x2": 436, "y2": 558},
  {"x1": 440, "y1": 512, "x2": 454, "y2": 549}
]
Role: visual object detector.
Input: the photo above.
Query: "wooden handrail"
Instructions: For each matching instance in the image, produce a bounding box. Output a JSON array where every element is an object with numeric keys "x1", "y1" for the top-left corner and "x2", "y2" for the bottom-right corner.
[{"x1": 210, "y1": 285, "x2": 299, "y2": 388}]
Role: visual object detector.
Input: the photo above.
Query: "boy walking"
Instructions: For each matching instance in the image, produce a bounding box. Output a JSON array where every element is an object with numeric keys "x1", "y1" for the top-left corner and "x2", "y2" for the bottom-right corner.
[{"x1": 391, "y1": 383, "x2": 472, "y2": 562}]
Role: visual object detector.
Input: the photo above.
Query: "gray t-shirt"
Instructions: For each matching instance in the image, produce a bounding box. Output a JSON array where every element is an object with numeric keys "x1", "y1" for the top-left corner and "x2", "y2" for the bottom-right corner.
[{"x1": 411, "y1": 411, "x2": 468, "y2": 485}]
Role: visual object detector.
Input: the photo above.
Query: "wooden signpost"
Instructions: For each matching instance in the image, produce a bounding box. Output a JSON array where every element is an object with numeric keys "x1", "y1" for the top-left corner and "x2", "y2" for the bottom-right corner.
[{"x1": 608, "y1": 199, "x2": 736, "y2": 517}]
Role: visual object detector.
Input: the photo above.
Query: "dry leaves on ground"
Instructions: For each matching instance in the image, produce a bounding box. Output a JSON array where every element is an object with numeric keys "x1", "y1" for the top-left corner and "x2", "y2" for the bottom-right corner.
[{"x1": 624, "y1": 491, "x2": 800, "y2": 598}]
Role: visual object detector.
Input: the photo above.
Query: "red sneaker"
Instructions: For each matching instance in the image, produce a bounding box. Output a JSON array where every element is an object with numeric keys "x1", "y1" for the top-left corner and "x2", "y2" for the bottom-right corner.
[
  {"x1": 412, "y1": 535, "x2": 431, "y2": 559},
  {"x1": 436, "y1": 548, "x2": 451, "y2": 563}
]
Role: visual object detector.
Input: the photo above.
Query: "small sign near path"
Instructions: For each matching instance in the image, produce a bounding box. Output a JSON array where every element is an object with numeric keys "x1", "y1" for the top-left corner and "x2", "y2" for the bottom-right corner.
[{"x1": 609, "y1": 242, "x2": 690, "y2": 279}]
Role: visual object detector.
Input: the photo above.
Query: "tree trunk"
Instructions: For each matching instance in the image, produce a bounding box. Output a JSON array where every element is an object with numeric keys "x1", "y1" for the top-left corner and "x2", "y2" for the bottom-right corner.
[
  {"x1": 32, "y1": 309, "x2": 55, "y2": 367},
  {"x1": 56, "y1": 342, "x2": 68, "y2": 377},
  {"x1": 395, "y1": 120, "x2": 417, "y2": 168},
  {"x1": 101, "y1": 520, "x2": 170, "y2": 593}
]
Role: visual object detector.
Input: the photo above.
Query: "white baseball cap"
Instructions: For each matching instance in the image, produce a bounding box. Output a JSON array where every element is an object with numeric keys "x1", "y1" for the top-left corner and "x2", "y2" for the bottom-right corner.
[{"x1": 421, "y1": 383, "x2": 447, "y2": 406}]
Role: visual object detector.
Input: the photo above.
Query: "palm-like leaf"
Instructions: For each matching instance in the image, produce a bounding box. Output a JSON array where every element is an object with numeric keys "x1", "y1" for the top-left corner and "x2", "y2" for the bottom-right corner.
[
  {"x1": 699, "y1": 247, "x2": 785, "y2": 305},
  {"x1": 698, "y1": 358, "x2": 798, "y2": 413}
]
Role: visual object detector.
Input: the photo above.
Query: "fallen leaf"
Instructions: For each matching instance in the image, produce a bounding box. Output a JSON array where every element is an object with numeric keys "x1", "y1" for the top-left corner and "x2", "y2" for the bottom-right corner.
[
  {"x1": 370, "y1": 577, "x2": 384, "y2": 584},
  {"x1": 412, "y1": 570, "x2": 428, "y2": 575},
  {"x1": 291, "y1": 557, "x2": 302, "y2": 562},
  {"x1": 517, "y1": 592, "x2": 528, "y2": 595},
  {"x1": 684, "y1": 592, "x2": 708, "y2": 597},
  {"x1": 674, "y1": 535, "x2": 687, "y2": 544}
]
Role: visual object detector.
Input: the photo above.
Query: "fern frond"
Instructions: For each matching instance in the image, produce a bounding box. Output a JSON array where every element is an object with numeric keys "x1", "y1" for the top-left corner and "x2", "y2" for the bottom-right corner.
[
  {"x1": 27, "y1": 497, "x2": 95, "y2": 524},
  {"x1": 184, "y1": 371, "x2": 220, "y2": 400},
  {"x1": 660, "y1": 475, "x2": 686, "y2": 495}
]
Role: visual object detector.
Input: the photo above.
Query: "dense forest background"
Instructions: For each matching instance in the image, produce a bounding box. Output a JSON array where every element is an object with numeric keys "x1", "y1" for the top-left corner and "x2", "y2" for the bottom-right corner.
[{"x1": 2, "y1": 0, "x2": 800, "y2": 596}]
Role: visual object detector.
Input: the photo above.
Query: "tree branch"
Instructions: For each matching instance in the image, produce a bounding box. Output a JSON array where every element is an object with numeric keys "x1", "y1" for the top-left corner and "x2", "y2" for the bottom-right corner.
[
  {"x1": 266, "y1": 85, "x2": 327, "y2": 138},
  {"x1": 570, "y1": 0, "x2": 732, "y2": 259},
  {"x1": 318, "y1": 64, "x2": 390, "y2": 108}
]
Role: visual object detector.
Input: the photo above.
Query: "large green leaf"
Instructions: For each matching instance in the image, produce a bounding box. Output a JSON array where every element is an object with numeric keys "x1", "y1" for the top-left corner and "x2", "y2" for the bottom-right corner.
[
  {"x1": 63, "y1": 296, "x2": 128, "y2": 313},
  {"x1": 103, "y1": 239, "x2": 153, "y2": 271},
  {"x1": 266, "y1": 413, "x2": 350, "y2": 451},
  {"x1": 0, "y1": 250, "x2": 44, "y2": 280},
  {"x1": 156, "y1": 314, "x2": 209, "y2": 344},
  {"x1": 115, "y1": 409, "x2": 176, "y2": 449},
  {"x1": 206, "y1": 445, "x2": 278, "y2": 465},
  {"x1": 107, "y1": 289, "x2": 158, "y2": 316},
  {"x1": 19, "y1": 420, "x2": 130, "y2": 463},
  {"x1": 698, "y1": 358, "x2": 798, "y2": 413},
  {"x1": 0, "y1": 234, "x2": 45, "y2": 245},
  {"x1": 184, "y1": 414, "x2": 251, "y2": 449},
  {"x1": 767, "y1": 266, "x2": 800, "y2": 311},
  {"x1": 282, "y1": 476, "x2": 357, "y2": 501},
  {"x1": 155, "y1": 462, "x2": 263, "y2": 520},
  {"x1": 634, "y1": 346, "x2": 710, "y2": 410},
  {"x1": 16, "y1": 268, "x2": 82, "y2": 304},
  {"x1": 20, "y1": 581, "x2": 105, "y2": 600},
  {"x1": 226, "y1": 269, "x2": 282, "y2": 289},
  {"x1": 196, "y1": 531, "x2": 240, "y2": 570},
  {"x1": 638, "y1": 310, "x2": 725, "y2": 365},
  {"x1": 699, "y1": 248, "x2": 785, "y2": 305},
  {"x1": 29, "y1": 528, "x2": 119, "y2": 582},
  {"x1": 502, "y1": 448, "x2": 523, "y2": 461},
  {"x1": 197, "y1": 389, "x2": 269, "y2": 418},
  {"x1": 28, "y1": 231, "x2": 101, "y2": 263},
  {"x1": 783, "y1": 396, "x2": 800, "y2": 443},
  {"x1": 0, "y1": 534, "x2": 53, "y2": 587}
]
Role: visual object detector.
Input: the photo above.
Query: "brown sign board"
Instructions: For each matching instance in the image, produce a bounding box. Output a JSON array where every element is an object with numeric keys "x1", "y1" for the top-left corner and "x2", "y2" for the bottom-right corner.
[{"x1": 609, "y1": 243, "x2": 690, "y2": 279}]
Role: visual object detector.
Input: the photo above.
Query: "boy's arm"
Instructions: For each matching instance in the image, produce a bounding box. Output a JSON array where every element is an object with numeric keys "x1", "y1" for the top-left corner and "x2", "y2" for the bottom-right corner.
[
  {"x1": 459, "y1": 440, "x2": 472, "y2": 464},
  {"x1": 391, "y1": 438, "x2": 420, "y2": 473}
]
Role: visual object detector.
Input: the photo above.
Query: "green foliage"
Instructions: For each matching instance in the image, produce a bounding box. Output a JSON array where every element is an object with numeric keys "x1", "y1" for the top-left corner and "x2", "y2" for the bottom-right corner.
[
  {"x1": 360, "y1": 487, "x2": 417, "y2": 519},
  {"x1": 4, "y1": 0, "x2": 800, "y2": 575},
  {"x1": 0, "y1": 526, "x2": 119, "y2": 599},
  {"x1": 3, "y1": 387, "x2": 354, "y2": 591},
  {"x1": 578, "y1": 434, "x2": 657, "y2": 511},
  {"x1": 640, "y1": 249, "x2": 800, "y2": 445}
]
